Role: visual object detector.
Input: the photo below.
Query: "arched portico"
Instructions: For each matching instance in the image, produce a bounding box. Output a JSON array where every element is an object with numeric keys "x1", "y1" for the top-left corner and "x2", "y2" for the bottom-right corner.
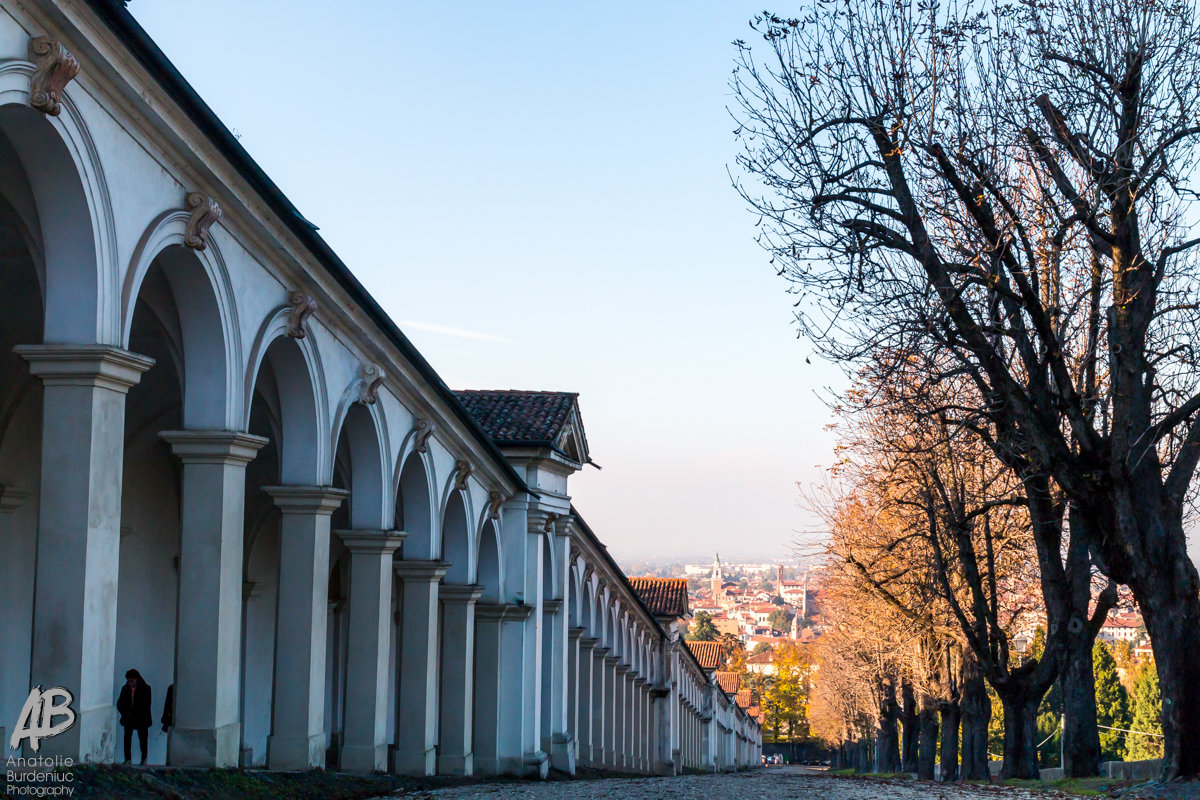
[
  {"x1": 327, "y1": 400, "x2": 403, "y2": 773},
  {"x1": 438, "y1": 486, "x2": 480, "y2": 775}
]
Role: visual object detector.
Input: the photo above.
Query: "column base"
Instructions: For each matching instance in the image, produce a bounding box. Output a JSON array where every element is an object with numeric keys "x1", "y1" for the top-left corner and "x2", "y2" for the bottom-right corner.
[
  {"x1": 438, "y1": 751, "x2": 473, "y2": 776},
  {"x1": 267, "y1": 733, "x2": 324, "y2": 770},
  {"x1": 392, "y1": 746, "x2": 436, "y2": 776},
  {"x1": 340, "y1": 743, "x2": 386, "y2": 773},
  {"x1": 168, "y1": 722, "x2": 240, "y2": 767},
  {"x1": 549, "y1": 732, "x2": 575, "y2": 774},
  {"x1": 23, "y1": 705, "x2": 115, "y2": 763},
  {"x1": 523, "y1": 748, "x2": 549, "y2": 779}
]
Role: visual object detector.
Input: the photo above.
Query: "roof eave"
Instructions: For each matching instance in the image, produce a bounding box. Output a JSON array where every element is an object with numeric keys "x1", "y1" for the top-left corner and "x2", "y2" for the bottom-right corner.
[{"x1": 80, "y1": 0, "x2": 530, "y2": 499}]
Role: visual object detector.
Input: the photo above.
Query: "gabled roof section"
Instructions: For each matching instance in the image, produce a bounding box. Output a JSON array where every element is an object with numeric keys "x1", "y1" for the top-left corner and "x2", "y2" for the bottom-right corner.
[
  {"x1": 455, "y1": 390, "x2": 591, "y2": 465},
  {"x1": 714, "y1": 671, "x2": 741, "y2": 694},
  {"x1": 628, "y1": 578, "x2": 690, "y2": 619},
  {"x1": 685, "y1": 640, "x2": 724, "y2": 671}
]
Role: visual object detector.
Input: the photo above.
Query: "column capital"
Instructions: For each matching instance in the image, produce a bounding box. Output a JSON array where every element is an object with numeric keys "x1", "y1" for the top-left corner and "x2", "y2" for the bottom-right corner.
[
  {"x1": 263, "y1": 485, "x2": 348, "y2": 514},
  {"x1": 393, "y1": 559, "x2": 450, "y2": 581},
  {"x1": 592, "y1": 646, "x2": 610, "y2": 657},
  {"x1": 16, "y1": 344, "x2": 154, "y2": 391},
  {"x1": 335, "y1": 529, "x2": 406, "y2": 554},
  {"x1": 605, "y1": 655, "x2": 621, "y2": 667},
  {"x1": 634, "y1": 676, "x2": 648, "y2": 687},
  {"x1": 440, "y1": 584, "x2": 484, "y2": 603},
  {"x1": 579, "y1": 636, "x2": 599, "y2": 651},
  {"x1": 542, "y1": 598, "x2": 562, "y2": 614},
  {"x1": 161, "y1": 430, "x2": 268, "y2": 464},
  {"x1": 568, "y1": 626, "x2": 585, "y2": 641},
  {"x1": 616, "y1": 663, "x2": 631, "y2": 676},
  {"x1": 476, "y1": 601, "x2": 533, "y2": 621}
]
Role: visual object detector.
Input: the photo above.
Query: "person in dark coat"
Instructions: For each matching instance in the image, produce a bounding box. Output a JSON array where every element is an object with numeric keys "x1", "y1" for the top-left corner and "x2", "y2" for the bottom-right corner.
[{"x1": 116, "y1": 669, "x2": 152, "y2": 764}]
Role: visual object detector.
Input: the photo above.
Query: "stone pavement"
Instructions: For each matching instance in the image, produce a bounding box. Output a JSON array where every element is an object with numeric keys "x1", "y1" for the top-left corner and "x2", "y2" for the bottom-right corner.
[{"x1": 388, "y1": 767, "x2": 1054, "y2": 799}]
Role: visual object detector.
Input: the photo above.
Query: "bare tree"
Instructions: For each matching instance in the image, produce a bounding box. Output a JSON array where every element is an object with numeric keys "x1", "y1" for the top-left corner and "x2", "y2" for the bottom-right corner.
[{"x1": 733, "y1": 0, "x2": 1200, "y2": 778}]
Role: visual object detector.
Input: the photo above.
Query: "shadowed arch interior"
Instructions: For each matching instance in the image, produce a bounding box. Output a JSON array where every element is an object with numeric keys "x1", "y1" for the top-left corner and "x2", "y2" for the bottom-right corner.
[
  {"x1": 395, "y1": 452, "x2": 434, "y2": 559},
  {"x1": 0, "y1": 104, "x2": 99, "y2": 343}
]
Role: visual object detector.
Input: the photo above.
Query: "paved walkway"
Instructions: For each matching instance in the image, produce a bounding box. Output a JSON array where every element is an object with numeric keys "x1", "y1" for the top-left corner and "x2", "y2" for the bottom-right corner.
[{"x1": 391, "y1": 768, "x2": 1054, "y2": 799}]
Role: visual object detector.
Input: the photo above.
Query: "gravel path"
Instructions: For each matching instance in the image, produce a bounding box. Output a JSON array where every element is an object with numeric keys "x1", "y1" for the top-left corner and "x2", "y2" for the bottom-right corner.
[{"x1": 391, "y1": 768, "x2": 1054, "y2": 799}]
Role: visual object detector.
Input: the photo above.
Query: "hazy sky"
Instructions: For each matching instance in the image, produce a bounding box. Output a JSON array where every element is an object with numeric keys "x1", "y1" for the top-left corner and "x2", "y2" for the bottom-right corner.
[
  {"x1": 130, "y1": 1, "x2": 841, "y2": 563},
  {"x1": 131, "y1": 2, "x2": 1199, "y2": 569}
]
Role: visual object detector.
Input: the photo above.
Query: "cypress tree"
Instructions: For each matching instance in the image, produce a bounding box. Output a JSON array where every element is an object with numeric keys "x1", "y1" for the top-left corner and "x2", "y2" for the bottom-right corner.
[
  {"x1": 1093, "y1": 641, "x2": 1131, "y2": 762},
  {"x1": 1126, "y1": 666, "x2": 1164, "y2": 761}
]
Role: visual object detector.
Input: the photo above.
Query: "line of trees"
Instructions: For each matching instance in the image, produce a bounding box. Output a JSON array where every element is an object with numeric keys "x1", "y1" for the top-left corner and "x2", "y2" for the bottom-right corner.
[{"x1": 732, "y1": 0, "x2": 1200, "y2": 780}]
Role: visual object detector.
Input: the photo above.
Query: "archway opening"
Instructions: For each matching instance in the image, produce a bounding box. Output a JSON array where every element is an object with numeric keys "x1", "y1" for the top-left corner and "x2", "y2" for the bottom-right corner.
[{"x1": 0, "y1": 135, "x2": 45, "y2": 741}]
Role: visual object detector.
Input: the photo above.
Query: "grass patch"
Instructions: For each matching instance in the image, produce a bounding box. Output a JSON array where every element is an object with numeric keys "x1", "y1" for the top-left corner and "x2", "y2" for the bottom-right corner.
[{"x1": 1000, "y1": 776, "x2": 1127, "y2": 796}]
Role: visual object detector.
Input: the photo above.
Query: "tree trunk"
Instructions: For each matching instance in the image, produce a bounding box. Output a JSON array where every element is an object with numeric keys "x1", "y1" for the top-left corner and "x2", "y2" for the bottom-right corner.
[
  {"x1": 938, "y1": 699, "x2": 960, "y2": 781},
  {"x1": 875, "y1": 679, "x2": 900, "y2": 773},
  {"x1": 959, "y1": 658, "x2": 990, "y2": 780},
  {"x1": 1060, "y1": 627, "x2": 1101, "y2": 777},
  {"x1": 1137, "y1": 572, "x2": 1200, "y2": 780},
  {"x1": 917, "y1": 699, "x2": 938, "y2": 780},
  {"x1": 901, "y1": 680, "x2": 918, "y2": 773},
  {"x1": 998, "y1": 690, "x2": 1040, "y2": 779}
]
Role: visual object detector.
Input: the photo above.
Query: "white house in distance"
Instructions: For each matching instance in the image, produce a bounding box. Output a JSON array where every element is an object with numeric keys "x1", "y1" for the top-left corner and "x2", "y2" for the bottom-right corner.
[{"x1": 0, "y1": 0, "x2": 760, "y2": 778}]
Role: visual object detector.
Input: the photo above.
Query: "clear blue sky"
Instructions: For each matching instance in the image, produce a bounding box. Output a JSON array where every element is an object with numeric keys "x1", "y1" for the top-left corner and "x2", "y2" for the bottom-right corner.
[
  {"x1": 130, "y1": 1, "x2": 843, "y2": 562},
  {"x1": 131, "y1": 2, "x2": 1199, "y2": 570}
]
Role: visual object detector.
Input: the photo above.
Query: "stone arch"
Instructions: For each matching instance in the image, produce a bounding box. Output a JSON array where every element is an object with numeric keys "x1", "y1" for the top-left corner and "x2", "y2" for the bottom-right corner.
[
  {"x1": 120, "y1": 211, "x2": 241, "y2": 429},
  {"x1": 475, "y1": 518, "x2": 503, "y2": 603},
  {"x1": 568, "y1": 558, "x2": 586, "y2": 628},
  {"x1": 394, "y1": 448, "x2": 436, "y2": 560},
  {"x1": 440, "y1": 486, "x2": 473, "y2": 584},
  {"x1": 244, "y1": 312, "x2": 327, "y2": 484},
  {"x1": 0, "y1": 61, "x2": 117, "y2": 344},
  {"x1": 541, "y1": 528, "x2": 559, "y2": 601},
  {"x1": 330, "y1": 399, "x2": 388, "y2": 529}
]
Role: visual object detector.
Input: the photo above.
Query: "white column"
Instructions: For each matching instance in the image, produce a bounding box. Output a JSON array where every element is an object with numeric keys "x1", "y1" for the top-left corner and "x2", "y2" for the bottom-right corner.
[
  {"x1": 473, "y1": 602, "x2": 510, "y2": 775},
  {"x1": 614, "y1": 664, "x2": 629, "y2": 770},
  {"x1": 604, "y1": 655, "x2": 619, "y2": 768},
  {"x1": 16, "y1": 345, "x2": 152, "y2": 762},
  {"x1": 438, "y1": 584, "x2": 482, "y2": 776},
  {"x1": 635, "y1": 678, "x2": 648, "y2": 772},
  {"x1": 263, "y1": 485, "x2": 348, "y2": 770},
  {"x1": 590, "y1": 646, "x2": 608, "y2": 768},
  {"x1": 542, "y1": 599, "x2": 573, "y2": 772},
  {"x1": 0, "y1": 485, "x2": 34, "y2": 752},
  {"x1": 335, "y1": 530, "x2": 405, "y2": 772},
  {"x1": 497, "y1": 603, "x2": 533, "y2": 774},
  {"x1": 576, "y1": 637, "x2": 596, "y2": 766},
  {"x1": 628, "y1": 671, "x2": 638, "y2": 772},
  {"x1": 161, "y1": 431, "x2": 266, "y2": 767},
  {"x1": 566, "y1": 628, "x2": 582, "y2": 768},
  {"x1": 393, "y1": 559, "x2": 449, "y2": 775}
]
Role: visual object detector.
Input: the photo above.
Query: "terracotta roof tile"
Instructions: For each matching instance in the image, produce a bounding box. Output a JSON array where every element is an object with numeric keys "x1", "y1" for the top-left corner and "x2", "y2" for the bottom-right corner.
[
  {"x1": 686, "y1": 640, "x2": 724, "y2": 670},
  {"x1": 714, "y1": 671, "x2": 741, "y2": 694},
  {"x1": 735, "y1": 689, "x2": 753, "y2": 708},
  {"x1": 455, "y1": 390, "x2": 588, "y2": 456},
  {"x1": 629, "y1": 577, "x2": 690, "y2": 618}
]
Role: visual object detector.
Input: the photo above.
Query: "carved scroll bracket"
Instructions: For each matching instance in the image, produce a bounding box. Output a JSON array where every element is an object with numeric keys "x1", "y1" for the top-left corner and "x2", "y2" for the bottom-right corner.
[
  {"x1": 29, "y1": 36, "x2": 79, "y2": 116},
  {"x1": 287, "y1": 292, "x2": 317, "y2": 339},
  {"x1": 413, "y1": 419, "x2": 435, "y2": 453},
  {"x1": 356, "y1": 364, "x2": 385, "y2": 405},
  {"x1": 184, "y1": 192, "x2": 221, "y2": 251},
  {"x1": 488, "y1": 489, "x2": 507, "y2": 520},
  {"x1": 454, "y1": 459, "x2": 473, "y2": 492}
]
